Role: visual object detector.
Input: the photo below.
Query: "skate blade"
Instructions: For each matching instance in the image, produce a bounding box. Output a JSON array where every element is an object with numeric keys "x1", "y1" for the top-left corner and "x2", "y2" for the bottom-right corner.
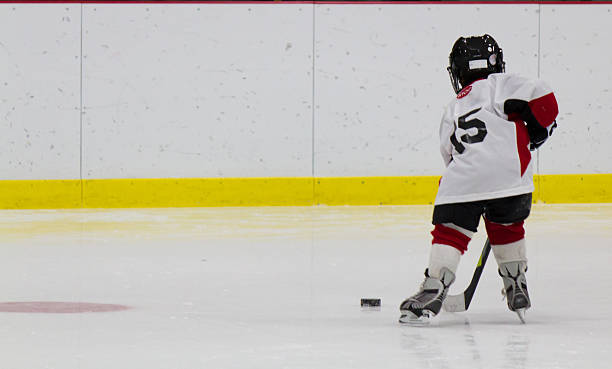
[
  {"x1": 399, "y1": 310, "x2": 433, "y2": 326},
  {"x1": 515, "y1": 308, "x2": 526, "y2": 324}
]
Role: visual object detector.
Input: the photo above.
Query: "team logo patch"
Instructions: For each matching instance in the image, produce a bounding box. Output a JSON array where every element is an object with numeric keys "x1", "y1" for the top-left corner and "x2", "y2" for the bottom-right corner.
[{"x1": 457, "y1": 85, "x2": 472, "y2": 99}]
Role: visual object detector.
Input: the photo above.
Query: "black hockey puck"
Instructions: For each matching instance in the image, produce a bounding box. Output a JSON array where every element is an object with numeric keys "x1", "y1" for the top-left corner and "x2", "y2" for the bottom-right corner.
[{"x1": 360, "y1": 298, "x2": 381, "y2": 307}]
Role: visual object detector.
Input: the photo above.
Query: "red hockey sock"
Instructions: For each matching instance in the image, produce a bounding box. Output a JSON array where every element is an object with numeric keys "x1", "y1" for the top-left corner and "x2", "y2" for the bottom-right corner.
[
  {"x1": 431, "y1": 224, "x2": 471, "y2": 254},
  {"x1": 484, "y1": 220, "x2": 525, "y2": 245}
]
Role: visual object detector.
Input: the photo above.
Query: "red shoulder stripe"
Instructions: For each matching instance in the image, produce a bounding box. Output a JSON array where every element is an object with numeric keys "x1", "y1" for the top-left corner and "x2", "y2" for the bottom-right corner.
[{"x1": 528, "y1": 92, "x2": 558, "y2": 128}]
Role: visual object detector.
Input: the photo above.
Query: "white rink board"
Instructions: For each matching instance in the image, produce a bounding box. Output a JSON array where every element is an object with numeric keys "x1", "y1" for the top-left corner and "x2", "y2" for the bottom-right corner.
[
  {"x1": 314, "y1": 3, "x2": 539, "y2": 177},
  {"x1": 82, "y1": 4, "x2": 314, "y2": 179},
  {"x1": 538, "y1": 4, "x2": 612, "y2": 174},
  {"x1": 0, "y1": 3, "x2": 611, "y2": 181},
  {"x1": 0, "y1": 4, "x2": 81, "y2": 180}
]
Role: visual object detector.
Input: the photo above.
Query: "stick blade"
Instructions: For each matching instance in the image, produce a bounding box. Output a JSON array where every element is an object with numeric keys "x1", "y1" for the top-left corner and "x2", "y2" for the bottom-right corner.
[
  {"x1": 443, "y1": 238, "x2": 491, "y2": 313},
  {"x1": 442, "y1": 293, "x2": 466, "y2": 312}
]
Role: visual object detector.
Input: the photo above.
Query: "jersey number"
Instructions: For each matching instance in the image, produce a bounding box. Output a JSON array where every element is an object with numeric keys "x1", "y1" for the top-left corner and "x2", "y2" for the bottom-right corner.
[{"x1": 450, "y1": 107, "x2": 487, "y2": 154}]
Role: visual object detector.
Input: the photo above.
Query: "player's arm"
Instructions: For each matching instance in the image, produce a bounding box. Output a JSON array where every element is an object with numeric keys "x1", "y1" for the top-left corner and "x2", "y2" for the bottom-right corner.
[
  {"x1": 439, "y1": 106, "x2": 455, "y2": 166},
  {"x1": 501, "y1": 76, "x2": 559, "y2": 150}
]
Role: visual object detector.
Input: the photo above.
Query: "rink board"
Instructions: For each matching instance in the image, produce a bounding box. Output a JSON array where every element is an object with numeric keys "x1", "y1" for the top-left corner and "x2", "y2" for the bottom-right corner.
[
  {"x1": 0, "y1": 174, "x2": 610, "y2": 209},
  {"x1": 1, "y1": 2, "x2": 611, "y2": 209}
]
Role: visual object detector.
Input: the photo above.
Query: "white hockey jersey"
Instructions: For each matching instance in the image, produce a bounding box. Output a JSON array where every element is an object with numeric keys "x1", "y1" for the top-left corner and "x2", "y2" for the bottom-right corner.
[{"x1": 435, "y1": 73, "x2": 558, "y2": 205}]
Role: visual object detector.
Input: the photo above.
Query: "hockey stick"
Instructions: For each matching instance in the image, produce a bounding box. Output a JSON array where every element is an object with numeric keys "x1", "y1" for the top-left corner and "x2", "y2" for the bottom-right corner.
[{"x1": 442, "y1": 238, "x2": 491, "y2": 313}]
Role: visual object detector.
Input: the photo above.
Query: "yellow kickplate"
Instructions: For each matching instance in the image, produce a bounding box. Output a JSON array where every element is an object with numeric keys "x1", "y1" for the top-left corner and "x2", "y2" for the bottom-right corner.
[
  {"x1": 534, "y1": 174, "x2": 612, "y2": 204},
  {"x1": 82, "y1": 177, "x2": 315, "y2": 208},
  {"x1": 314, "y1": 176, "x2": 440, "y2": 205},
  {"x1": 1, "y1": 174, "x2": 611, "y2": 209},
  {"x1": 0, "y1": 179, "x2": 81, "y2": 209}
]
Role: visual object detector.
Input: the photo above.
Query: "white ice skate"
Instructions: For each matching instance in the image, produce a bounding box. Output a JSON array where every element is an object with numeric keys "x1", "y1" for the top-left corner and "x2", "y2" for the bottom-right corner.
[
  {"x1": 499, "y1": 261, "x2": 531, "y2": 324},
  {"x1": 399, "y1": 267, "x2": 455, "y2": 325}
]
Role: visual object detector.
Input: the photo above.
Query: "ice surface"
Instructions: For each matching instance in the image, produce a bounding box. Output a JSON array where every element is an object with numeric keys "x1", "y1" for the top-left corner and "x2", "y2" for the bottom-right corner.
[{"x1": 0, "y1": 204, "x2": 611, "y2": 369}]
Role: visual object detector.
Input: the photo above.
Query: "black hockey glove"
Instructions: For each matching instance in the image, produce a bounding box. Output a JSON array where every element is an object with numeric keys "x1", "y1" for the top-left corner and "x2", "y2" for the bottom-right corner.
[{"x1": 529, "y1": 121, "x2": 557, "y2": 151}]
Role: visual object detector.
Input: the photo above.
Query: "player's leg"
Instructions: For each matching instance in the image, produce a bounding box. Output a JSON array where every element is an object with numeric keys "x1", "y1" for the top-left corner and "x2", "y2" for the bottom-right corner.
[
  {"x1": 484, "y1": 193, "x2": 532, "y2": 318},
  {"x1": 485, "y1": 221, "x2": 530, "y2": 311},
  {"x1": 399, "y1": 201, "x2": 483, "y2": 323}
]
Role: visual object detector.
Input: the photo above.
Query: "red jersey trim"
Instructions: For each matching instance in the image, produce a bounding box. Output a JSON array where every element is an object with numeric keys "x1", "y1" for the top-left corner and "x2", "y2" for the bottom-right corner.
[
  {"x1": 513, "y1": 119, "x2": 531, "y2": 177},
  {"x1": 456, "y1": 78, "x2": 486, "y2": 98},
  {"x1": 456, "y1": 85, "x2": 472, "y2": 99}
]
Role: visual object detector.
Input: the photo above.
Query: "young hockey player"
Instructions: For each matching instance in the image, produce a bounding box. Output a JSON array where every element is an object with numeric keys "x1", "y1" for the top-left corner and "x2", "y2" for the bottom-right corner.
[{"x1": 399, "y1": 34, "x2": 558, "y2": 324}]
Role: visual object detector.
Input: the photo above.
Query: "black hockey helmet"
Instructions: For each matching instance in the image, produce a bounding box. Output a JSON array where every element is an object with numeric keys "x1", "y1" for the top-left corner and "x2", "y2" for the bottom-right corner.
[{"x1": 447, "y1": 34, "x2": 505, "y2": 93}]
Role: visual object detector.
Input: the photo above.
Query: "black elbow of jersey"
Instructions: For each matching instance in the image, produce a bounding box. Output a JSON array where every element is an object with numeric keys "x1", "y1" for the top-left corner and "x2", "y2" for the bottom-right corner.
[
  {"x1": 504, "y1": 99, "x2": 535, "y2": 124},
  {"x1": 504, "y1": 99, "x2": 549, "y2": 148}
]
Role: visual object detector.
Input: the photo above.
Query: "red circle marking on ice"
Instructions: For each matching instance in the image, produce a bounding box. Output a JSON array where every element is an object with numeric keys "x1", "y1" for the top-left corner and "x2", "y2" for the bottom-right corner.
[{"x1": 0, "y1": 302, "x2": 130, "y2": 314}]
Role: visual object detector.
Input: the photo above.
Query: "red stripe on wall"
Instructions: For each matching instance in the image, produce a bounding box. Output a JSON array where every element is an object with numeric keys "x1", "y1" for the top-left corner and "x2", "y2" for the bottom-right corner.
[
  {"x1": 1, "y1": 1, "x2": 610, "y2": 4},
  {"x1": 0, "y1": 1, "x2": 283, "y2": 3}
]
